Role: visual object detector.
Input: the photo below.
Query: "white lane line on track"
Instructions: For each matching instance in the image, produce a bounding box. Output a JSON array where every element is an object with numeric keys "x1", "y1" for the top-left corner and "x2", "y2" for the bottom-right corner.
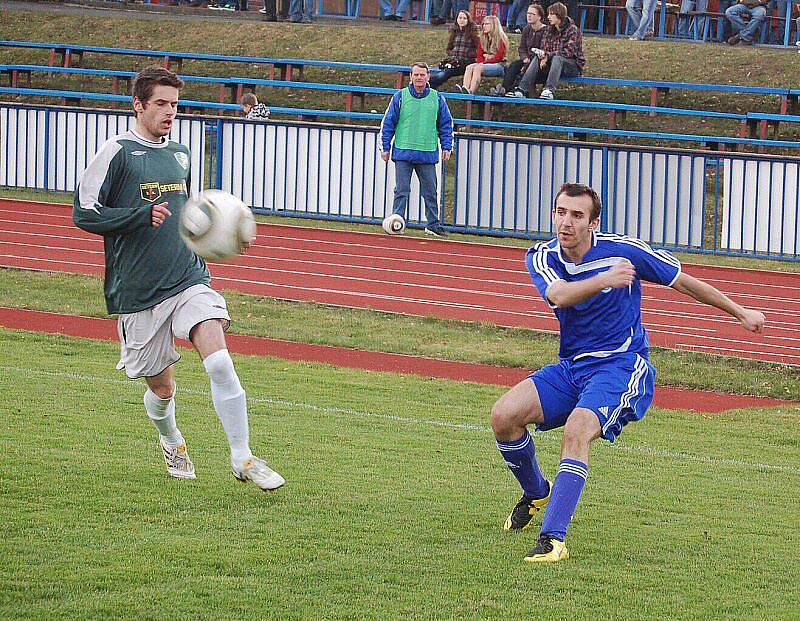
[
  {"x1": 675, "y1": 343, "x2": 800, "y2": 365},
  {"x1": 0, "y1": 364, "x2": 797, "y2": 475}
]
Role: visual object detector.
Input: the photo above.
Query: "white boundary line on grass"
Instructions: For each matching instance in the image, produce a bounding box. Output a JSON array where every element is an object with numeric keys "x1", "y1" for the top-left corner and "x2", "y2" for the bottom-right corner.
[{"x1": 3, "y1": 365, "x2": 798, "y2": 476}]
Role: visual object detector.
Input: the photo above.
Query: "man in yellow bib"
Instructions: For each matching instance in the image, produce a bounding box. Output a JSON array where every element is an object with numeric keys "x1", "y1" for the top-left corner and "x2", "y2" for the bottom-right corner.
[{"x1": 380, "y1": 62, "x2": 454, "y2": 237}]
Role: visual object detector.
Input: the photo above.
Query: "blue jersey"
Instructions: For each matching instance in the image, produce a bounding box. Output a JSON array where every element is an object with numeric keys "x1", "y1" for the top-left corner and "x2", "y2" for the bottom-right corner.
[{"x1": 525, "y1": 232, "x2": 681, "y2": 361}]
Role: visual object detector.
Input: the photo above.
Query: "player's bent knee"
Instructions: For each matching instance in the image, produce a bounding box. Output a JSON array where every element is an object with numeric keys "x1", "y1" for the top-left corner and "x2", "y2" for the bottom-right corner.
[{"x1": 563, "y1": 408, "x2": 601, "y2": 447}]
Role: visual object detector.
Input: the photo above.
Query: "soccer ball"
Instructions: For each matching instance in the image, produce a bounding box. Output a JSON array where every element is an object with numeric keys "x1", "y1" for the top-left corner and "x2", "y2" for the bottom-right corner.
[
  {"x1": 382, "y1": 213, "x2": 406, "y2": 235},
  {"x1": 180, "y1": 189, "x2": 257, "y2": 262}
]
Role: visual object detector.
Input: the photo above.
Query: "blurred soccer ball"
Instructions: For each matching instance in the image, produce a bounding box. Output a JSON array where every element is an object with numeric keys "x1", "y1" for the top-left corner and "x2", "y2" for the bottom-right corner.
[
  {"x1": 180, "y1": 189, "x2": 257, "y2": 262},
  {"x1": 382, "y1": 214, "x2": 406, "y2": 235}
]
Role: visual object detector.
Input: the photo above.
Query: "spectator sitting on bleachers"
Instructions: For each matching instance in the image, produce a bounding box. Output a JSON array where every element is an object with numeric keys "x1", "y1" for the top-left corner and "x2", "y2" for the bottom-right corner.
[
  {"x1": 241, "y1": 93, "x2": 271, "y2": 119},
  {"x1": 458, "y1": 15, "x2": 509, "y2": 95},
  {"x1": 430, "y1": 10, "x2": 479, "y2": 88},
  {"x1": 430, "y1": 0, "x2": 469, "y2": 26},
  {"x1": 725, "y1": 0, "x2": 770, "y2": 45},
  {"x1": 534, "y1": 2, "x2": 585, "y2": 100},
  {"x1": 493, "y1": 4, "x2": 546, "y2": 96}
]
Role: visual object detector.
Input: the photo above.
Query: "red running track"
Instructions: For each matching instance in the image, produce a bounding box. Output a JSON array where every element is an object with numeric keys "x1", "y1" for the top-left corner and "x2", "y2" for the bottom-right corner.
[{"x1": 1, "y1": 199, "x2": 799, "y2": 366}]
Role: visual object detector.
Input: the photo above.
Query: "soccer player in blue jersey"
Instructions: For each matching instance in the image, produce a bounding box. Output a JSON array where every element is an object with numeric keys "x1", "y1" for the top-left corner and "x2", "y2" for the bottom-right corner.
[{"x1": 491, "y1": 183, "x2": 765, "y2": 563}]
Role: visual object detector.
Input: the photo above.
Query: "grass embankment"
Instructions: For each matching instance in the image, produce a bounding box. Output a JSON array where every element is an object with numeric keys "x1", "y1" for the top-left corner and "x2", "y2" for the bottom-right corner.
[{"x1": 1, "y1": 10, "x2": 799, "y2": 146}]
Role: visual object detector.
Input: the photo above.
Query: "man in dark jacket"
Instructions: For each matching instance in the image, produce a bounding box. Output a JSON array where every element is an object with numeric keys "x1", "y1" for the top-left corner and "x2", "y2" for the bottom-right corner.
[{"x1": 725, "y1": 0, "x2": 769, "y2": 45}]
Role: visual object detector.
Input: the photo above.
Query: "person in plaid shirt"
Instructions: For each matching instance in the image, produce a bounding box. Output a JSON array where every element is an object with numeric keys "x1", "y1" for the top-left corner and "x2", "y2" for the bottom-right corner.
[
  {"x1": 537, "y1": 2, "x2": 585, "y2": 100},
  {"x1": 429, "y1": 10, "x2": 479, "y2": 88}
]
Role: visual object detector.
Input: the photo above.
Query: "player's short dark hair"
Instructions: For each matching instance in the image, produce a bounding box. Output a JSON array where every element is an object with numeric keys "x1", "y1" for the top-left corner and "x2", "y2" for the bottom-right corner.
[
  {"x1": 240, "y1": 92, "x2": 259, "y2": 107},
  {"x1": 132, "y1": 66, "x2": 184, "y2": 105},
  {"x1": 410, "y1": 62, "x2": 430, "y2": 73},
  {"x1": 553, "y1": 183, "x2": 602, "y2": 221},
  {"x1": 548, "y1": 1, "x2": 568, "y2": 20}
]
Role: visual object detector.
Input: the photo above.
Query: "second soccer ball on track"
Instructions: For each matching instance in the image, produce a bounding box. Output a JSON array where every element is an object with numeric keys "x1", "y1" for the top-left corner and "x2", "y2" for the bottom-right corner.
[
  {"x1": 180, "y1": 189, "x2": 257, "y2": 262},
  {"x1": 382, "y1": 214, "x2": 406, "y2": 235}
]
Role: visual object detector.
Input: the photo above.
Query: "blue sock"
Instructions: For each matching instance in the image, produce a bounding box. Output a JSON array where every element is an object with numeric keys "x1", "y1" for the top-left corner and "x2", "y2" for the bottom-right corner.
[
  {"x1": 495, "y1": 430, "x2": 549, "y2": 499},
  {"x1": 540, "y1": 458, "x2": 589, "y2": 542}
]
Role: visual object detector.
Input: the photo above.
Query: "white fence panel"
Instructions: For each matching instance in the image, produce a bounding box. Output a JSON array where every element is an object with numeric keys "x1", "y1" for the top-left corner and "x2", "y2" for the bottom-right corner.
[
  {"x1": 721, "y1": 158, "x2": 800, "y2": 256},
  {"x1": 218, "y1": 120, "x2": 440, "y2": 223}
]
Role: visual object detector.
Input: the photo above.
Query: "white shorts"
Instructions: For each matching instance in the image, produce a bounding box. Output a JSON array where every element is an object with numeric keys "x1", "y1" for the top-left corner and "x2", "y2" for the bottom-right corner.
[{"x1": 115, "y1": 284, "x2": 231, "y2": 379}]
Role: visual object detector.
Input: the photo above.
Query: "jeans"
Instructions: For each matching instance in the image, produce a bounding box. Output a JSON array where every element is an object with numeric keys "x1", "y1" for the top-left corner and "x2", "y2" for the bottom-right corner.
[
  {"x1": 289, "y1": 0, "x2": 312, "y2": 20},
  {"x1": 392, "y1": 160, "x2": 440, "y2": 226},
  {"x1": 626, "y1": 0, "x2": 658, "y2": 37},
  {"x1": 544, "y1": 55, "x2": 582, "y2": 91},
  {"x1": 438, "y1": 0, "x2": 469, "y2": 20},
  {"x1": 518, "y1": 60, "x2": 547, "y2": 94},
  {"x1": 381, "y1": 0, "x2": 411, "y2": 17},
  {"x1": 726, "y1": 3, "x2": 767, "y2": 41},
  {"x1": 507, "y1": 0, "x2": 530, "y2": 28},
  {"x1": 480, "y1": 62, "x2": 506, "y2": 77},
  {"x1": 677, "y1": 0, "x2": 709, "y2": 38}
]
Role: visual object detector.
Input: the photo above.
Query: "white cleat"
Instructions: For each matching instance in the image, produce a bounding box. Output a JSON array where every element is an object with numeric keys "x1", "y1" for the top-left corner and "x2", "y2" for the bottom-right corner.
[
  {"x1": 159, "y1": 438, "x2": 196, "y2": 480},
  {"x1": 232, "y1": 456, "x2": 285, "y2": 491}
]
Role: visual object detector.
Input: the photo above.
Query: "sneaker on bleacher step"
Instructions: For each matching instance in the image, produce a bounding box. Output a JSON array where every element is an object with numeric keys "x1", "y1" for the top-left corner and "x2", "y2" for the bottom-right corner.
[
  {"x1": 159, "y1": 437, "x2": 196, "y2": 480},
  {"x1": 539, "y1": 88, "x2": 554, "y2": 100},
  {"x1": 232, "y1": 456, "x2": 285, "y2": 491},
  {"x1": 506, "y1": 89, "x2": 524, "y2": 98},
  {"x1": 259, "y1": 6, "x2": 266, "y2": 11}
]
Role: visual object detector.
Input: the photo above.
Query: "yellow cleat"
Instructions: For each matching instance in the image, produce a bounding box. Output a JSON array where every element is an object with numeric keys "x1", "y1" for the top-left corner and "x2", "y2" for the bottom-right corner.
[
  {"x1": 524, "y1": 535, "x2": 570, "y2": 563},
  {"x1": 503, "y1": 481, "x2": 552, "y2": 531}
]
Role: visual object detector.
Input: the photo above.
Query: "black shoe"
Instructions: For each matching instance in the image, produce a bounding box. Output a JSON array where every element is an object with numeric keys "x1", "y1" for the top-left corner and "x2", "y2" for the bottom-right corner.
[
  {"x1": 430, "y1": 16, "x2": 445, "y2": 25},
  {"x1": 523, "y1": 534, "x2": 570, "y2": 563},
  {"x1": 737, "y1": 38, "x2": 753, "y2": 46},
  {"x1": 424, "y1": 225, "x2": 447, "y2": 237},
  {"x1": 503, "y1": 483, "x2": 552, "y2": 531},
  {"x1": 726, "y1": 33, "x2": 740, "y2": 46}
]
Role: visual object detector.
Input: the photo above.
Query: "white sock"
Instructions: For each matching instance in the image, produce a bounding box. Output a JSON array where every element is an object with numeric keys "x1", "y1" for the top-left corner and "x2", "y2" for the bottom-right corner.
[
  {"x1": 144, "y1": 388, "x2": 183, "y2": 446},
  {"x1": 203, "y1": 349, "x2": 253, "y2": 465}
]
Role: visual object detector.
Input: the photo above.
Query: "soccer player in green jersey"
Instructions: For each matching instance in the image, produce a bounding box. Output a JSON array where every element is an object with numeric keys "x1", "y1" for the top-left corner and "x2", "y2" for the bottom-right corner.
[{"x1": 73, "y1": 67, "x2": 285, "y2": 491}]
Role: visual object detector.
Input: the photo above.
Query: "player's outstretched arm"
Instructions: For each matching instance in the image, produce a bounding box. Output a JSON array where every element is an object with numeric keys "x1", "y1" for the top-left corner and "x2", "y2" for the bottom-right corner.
[
  {"x1": 671, "y1": 273, "x2": 765, "y2": 333},
  {"x1": 547, "y1": 261, "x2": 635, "y2": 308}
]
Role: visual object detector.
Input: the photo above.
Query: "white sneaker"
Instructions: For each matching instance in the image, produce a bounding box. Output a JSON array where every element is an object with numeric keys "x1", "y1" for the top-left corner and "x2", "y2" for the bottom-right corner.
[
  {"x1": 506, "y1": 89, "x2": 524, "y2": 98},
  {"x1": 232, "y1": 456, "x2": 285, "y2": 491},
  {"x1": 159, "y1": 438, "x2": 196, "y2": 480},
  {"x1": 259, "y1": 6, "x2": 266, "y2": 11},
  {"x1": 540, "y1": 88, "x2": 554, "y2": 100}
]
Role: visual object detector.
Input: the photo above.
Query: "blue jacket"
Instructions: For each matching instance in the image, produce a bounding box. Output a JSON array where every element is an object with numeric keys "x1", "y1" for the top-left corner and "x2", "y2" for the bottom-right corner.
[{"x1": 380, "y1": 84, "x2": 454, "y2": 165}]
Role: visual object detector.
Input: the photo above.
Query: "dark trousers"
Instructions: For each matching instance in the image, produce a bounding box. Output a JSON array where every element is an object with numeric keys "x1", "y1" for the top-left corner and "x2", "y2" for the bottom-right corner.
[
  {"x1": 262, "y1": 0, "x2": 288, "y2": 18},
  {"x1": 501, "y1": 59, "x2": 531, "y2": 92}
]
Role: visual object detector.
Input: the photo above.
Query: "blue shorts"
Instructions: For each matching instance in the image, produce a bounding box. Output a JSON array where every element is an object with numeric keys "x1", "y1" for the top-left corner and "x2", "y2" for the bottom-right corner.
[{"x1": 529, "y1": 353, "x2": 655, "y2": 443}]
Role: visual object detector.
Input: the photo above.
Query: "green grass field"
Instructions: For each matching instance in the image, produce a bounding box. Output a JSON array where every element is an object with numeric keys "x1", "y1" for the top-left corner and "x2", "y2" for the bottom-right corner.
[
  {"x1": 1, "y1": 328, "x2": 798, "y2": 620},
  {"x1": 1, "y1": 261, "x2": 799, "y2": 619}
]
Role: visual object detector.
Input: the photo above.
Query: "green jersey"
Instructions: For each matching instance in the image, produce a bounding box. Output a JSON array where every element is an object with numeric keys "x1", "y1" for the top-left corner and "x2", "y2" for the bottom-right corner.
[{"x1": 73, "y1": 129, "x2": 209, "y2": 315}]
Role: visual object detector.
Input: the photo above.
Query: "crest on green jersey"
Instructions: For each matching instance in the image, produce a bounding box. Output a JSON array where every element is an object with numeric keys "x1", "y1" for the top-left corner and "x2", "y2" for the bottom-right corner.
[
  {"x1": 140, "y1": 182, "x2": 162, "y2": 202},
  {"x1": 174, "y1": 152, "x2": 189, "y2": 170}
]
